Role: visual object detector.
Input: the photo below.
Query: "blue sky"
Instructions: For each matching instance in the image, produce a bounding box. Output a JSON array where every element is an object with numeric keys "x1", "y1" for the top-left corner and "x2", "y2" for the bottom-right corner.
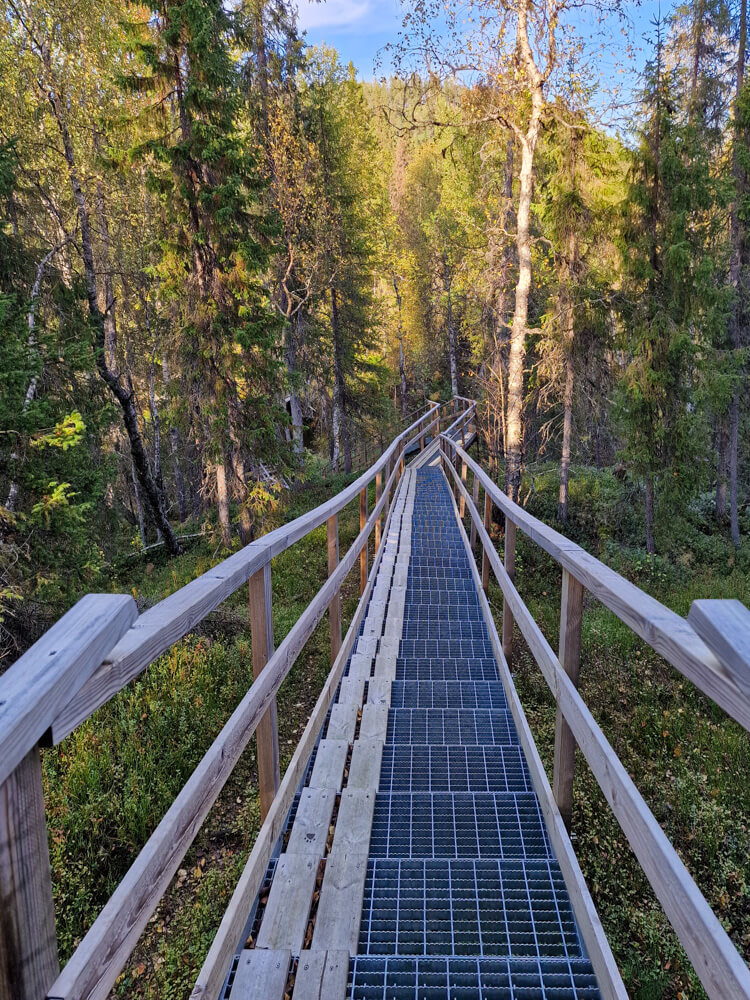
[{"x1": 294, "y1": 1, "x2": 674, "y2": 92}]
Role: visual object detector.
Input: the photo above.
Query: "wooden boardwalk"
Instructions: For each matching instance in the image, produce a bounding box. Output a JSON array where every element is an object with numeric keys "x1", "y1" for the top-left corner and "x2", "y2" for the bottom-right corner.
[
  {"x1": 223, "y1": 458, "x2": 604, "y2": 999},
  {"x1": 2, "y1": 397, "x2": 749, "y2": 1000}
]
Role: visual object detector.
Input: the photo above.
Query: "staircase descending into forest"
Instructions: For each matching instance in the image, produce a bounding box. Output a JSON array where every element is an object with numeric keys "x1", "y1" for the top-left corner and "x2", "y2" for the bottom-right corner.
[{"x1": 2, "y1": 398, "x2": 750, "y2": 1000}]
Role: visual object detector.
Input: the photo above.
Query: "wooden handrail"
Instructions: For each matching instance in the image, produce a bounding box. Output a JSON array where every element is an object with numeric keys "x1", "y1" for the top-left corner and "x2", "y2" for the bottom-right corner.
[
  {"x1": 447, "y1": 437, "x2": 750, "y2": 733},
  {"x1": 50, "y1": 401, "x2": 445, "y2": 743},
  {"x1": 440, "y1": 435, "x2": 750, "y2": 1000}
]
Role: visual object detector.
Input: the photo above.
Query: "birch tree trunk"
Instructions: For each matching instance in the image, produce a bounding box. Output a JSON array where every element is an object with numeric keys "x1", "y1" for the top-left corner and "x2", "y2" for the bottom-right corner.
[
  {"x1": 393, "y1": 275, "x2": 408, "y2": 420},
  {"x1": 330, "y1": 286, "x2": 351, "y2": 473},
  {"x1": 215, "y1": 461, "x2": 232, "y2": 547},
  {"x1": 445, "y1": 271, "x2": 459, "y2": 398},
  {"x1": 506, "y1": 1, "x2": 545, "y2": 502}
]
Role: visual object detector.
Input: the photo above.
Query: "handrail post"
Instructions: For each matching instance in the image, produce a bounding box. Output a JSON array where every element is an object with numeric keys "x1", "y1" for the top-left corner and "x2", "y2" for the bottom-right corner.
[
  {"x1": 0, "y1": 747, "x2": 59, "y2": 1000},
  {"x1": 327, "y1": 514, "x2": 342, "y2": 664},
  {"x1": 502, "y1": 518, "x2": 517, "y2": 665},
  {"x1": 470, "y1": 474, "x2": 480, "y2": 549},
  {"x1": 553, "y1": 569, "x2": 585, "y2": 830},
  {"x1": 359, "y1": 486, "x2": 368, "y2": 595},
  {"x1": 459, "y1": 460, "x2": 468, "y2": 518},
  {"x1": 481, "y1": 491, "x2": 492, "y2": 594},
  {"x1": 374, "y1": 470, "x2": 382, "y2": 552},
  {"x1": 383, "y1": 459, "x2": 392, "y2": 524},
  {"x1": 249, "y1": 561, "x2": 280, "y2": 820}
]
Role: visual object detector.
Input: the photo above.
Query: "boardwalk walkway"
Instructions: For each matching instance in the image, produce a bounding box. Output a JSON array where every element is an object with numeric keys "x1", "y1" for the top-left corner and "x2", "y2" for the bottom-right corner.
[{"x1": 225, "y1": 458, "x2": 601, "y2": 999}]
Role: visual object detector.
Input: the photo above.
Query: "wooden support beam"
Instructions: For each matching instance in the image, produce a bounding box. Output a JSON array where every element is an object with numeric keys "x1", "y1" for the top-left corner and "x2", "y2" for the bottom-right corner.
[
  {"x1": 459, "y1": 461, "x2": 468, "y2": 518},
  {"x1": 249, "y1": 562, "x2": 279, "y2": 820},
  {"x1": 553, "y1": 569, "x2": 585, "y2": 830},
  {"x1": 502, "y1": 518, "x2": 516, "y2": 665},
  {"x1": 0, "y1": 746, "x2": 59, "y2": 1000},
  {"x1": 374, "y1": 471, "x2": 382, "y2": 552},
  {"x1": 359, "y1": 488, "x2": 368, "y2": 595},
  {"x1": 327, "y1": 514, "x2": 341, "y2": 665},
  {"x1": 481, "y1": 491, "x2": 492, "y2": 594},
  {"x1": 470, "y1": 475, "x2": 480, "y2": 550}
]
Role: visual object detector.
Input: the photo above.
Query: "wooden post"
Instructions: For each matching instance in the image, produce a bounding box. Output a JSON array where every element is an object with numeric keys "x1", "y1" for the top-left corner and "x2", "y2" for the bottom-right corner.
[
  {"x1": 481, "y1": 491, "x2": 492, "y2": 594},
  {"x1": 383, "y1": 460, "x2": 392, "y2": 524},
  {"x1": 470, "y1": 475, "x2": 480, "y2": 550},
  {"x1": 461, "y1": 415, "x2": 466, "y2": 448},
  {"x1": 249, "y1": 562, "x2": 280, "y2": 820},
  {"x1": 459, "y1": 461, "x2": 468, "y2": 518},
  {"x1": 553, "y1": 569, "x2": 585, "y2": 830},
  {"x1": 374, "y1": 470, "x2": 382, "y2": 552},
  {"x1": 359, "y1": 487, "x2": 368, "y2": 595},
  {"x1": 502, "y1": 519, "x2": 517, "y2": 665},
  {"x1": 0, "y1": 746, "x2": 59, "y2": 1000},
  {"x1": 327, "y1": 514, "x2": 342, "y2": 665}
]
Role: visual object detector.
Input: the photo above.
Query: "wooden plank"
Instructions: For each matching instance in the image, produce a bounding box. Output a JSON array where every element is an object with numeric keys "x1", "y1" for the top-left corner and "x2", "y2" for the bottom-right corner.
[
  {"x1": 309, "y1": 740, "x2": 348, "y2": 793},
  {"x1": 249, "y1": 563, "x2": 279, "y2": 820},
  {"x1": 451, "y1": 440, "x2": 750, "y2": 733},
  {"x1": 688, "y1": 599, "x2": 750, "y2": 697},
  {"x1": 327, "y1": 515, "x2": 342, "y2": 666},
  {"x1": 446, "y1": 458, "x2": 750, "y2": 1000},
  {"x1": 337, "y1": 675, "x2": 365, "y2": 705},
  {"x1": 331, "y1": 788, "x2": 376, "y2": 854},
  {"x1": 348, "y1": 739, "x2": 384, "y2": 792},
  {"x1": 373, "y1": 649, "x2": 398, "y2": 682},
  {"x1": 191, "y1": 478, "x2": 403, "y2": 1000},
  {"x1": 326, "y1": 702, "x2": 358, "y2": 742},
  {"x1": 293, "y1": 950, "x2": 348, "y2": 1000},
  {"x1": 354, "y1": 637, "x2": 377, "y2": 659},
  {"x1": 50, "y1": 463, "x2": 402, "y2": 1000},
  {"x1": 228, "y1": 950, "x2": 289, "y2": 1000},
  {"x1": 255, "y1": 853, "x2": 318, "y2": 953},
  {"x1": 287, "y1": 788, "x2": 336, "y2": 857},
  {"x1": 346, "y1": 655, "x2": 373, "y2": 684},
  {"x1": 312, "y1": 849, "x2": 369, "y2": 956},
  {"x1": 0, "y1": 593, "x2": 136, "y2": 783},
  {"x1": 366, "y1": 677, "x2": 391, "y2": 706},
  {"x1": 553, "y1": 569, "x2": 584, "y2": 830},
  {"x1": 359, "y1": 703, "x2": 388, "y2": 741},
  {"x1": 0, "y1": 746, "x2": 58, "y2": 1000}
]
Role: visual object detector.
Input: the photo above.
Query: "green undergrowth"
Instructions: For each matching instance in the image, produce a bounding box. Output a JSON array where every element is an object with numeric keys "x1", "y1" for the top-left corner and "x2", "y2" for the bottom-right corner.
[
  {"x1": 41, "y1": 466, "x2": 374, "y2": 998},
  {"x1": 465, "y1": 464, "x2": 750, "y2": 1000}
]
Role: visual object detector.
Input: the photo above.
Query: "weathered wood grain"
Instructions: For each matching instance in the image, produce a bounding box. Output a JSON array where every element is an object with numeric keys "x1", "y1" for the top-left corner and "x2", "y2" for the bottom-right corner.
[
  {"x1": 327, "y1": 515, "x2": 342, "y2": 666},
  {"x1": 293, "y1": 949, "x2": 348, "y2": 1000},
  {"x1": 0, "y1": 594, "x2": 136, "y2": 784},
  {"x1": 347, "y1": 739, "x2": 384, "y2": 791},
  {"x1": 688, "y1": 599, "x2": 750, "y2": 697},
  {"x1": 312, "y1": 849, "x2": 369, "y2": 956},
  {"x1": 228, "y1": 950, "x2": 289, "y2": 999},
  {"x1": 308, "y1": 740, "x2": 348, "y2": 793},
  {"x1": 553, "y1": 569, "x2": 584, "y2": 830},
  {"x1": 255, "y1": 853, "x2": 318, "y2": 953},
  {"x1": 0, "y1": 746, "x2": 59, "y2": 1000},
  {"x1": 286, "y1": 788, "x2": 336, "y2": 857}
]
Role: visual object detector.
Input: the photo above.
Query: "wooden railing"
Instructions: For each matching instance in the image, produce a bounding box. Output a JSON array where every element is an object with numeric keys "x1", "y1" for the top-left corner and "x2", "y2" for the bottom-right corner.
[
  {"x1": 439, "y1": 431, "x2": 750, "y2": 1000},
  {"x1": 0, "y1": 398, "x2": 473, "y2": 1000}
]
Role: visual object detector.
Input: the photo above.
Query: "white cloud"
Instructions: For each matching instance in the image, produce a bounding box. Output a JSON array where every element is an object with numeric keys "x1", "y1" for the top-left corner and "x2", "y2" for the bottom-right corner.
[{"x1": 295, "y1": 0, "x2": 373, "y2": 30}]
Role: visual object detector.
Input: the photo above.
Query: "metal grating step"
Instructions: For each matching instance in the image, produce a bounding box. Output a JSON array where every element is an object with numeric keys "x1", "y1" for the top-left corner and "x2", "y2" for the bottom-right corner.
[
  {"x1": 368, "y1": 793, "x2": 553, "y2": 859},
  {"x1": 348, "y1": 956, "x2": 602, "y2": 999},
  {"x1": 359, "y1": 858, "x2": 584, "y2": 958},
  {"x1": 378, "y1": 745, "x2": 534, "y2": 795},
  {"x1": 386, "y1": 708, "x2": 519, "y2": 746},
  {"x1": 390, "y1": 681, "x2": 508, "y2": 711},
  {"x1": 396, "y1": 657, "x2": 499, "y2": 682},
  {"x1": 398, "y1": 640, "x2": 496, "y2": 659}
]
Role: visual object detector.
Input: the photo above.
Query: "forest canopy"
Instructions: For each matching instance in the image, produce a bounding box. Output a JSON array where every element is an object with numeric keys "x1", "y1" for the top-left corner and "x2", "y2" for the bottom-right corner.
[{"x1": 1, "y1": 0, "x2": 749, "y2": 655}]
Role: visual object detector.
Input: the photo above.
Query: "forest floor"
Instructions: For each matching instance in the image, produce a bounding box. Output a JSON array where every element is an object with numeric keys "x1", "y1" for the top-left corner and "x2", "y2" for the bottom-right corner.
[{"x1": 39, "y1": 462, "x2": 749, "y2": 1000}]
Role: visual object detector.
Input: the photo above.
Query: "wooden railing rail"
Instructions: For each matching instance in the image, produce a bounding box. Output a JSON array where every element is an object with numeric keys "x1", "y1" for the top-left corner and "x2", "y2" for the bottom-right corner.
[
  {"x1": 0, "y1": 397, "x2": 472, "y2": 1000},
  {"x1": 439, "y1": 432, "x2": 750, "y2": 1000}
]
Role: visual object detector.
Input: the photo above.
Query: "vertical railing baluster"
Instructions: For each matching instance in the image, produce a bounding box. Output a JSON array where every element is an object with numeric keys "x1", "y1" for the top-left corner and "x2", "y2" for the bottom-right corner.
[
  {"x1": 249, "y1": 561, "x2": 280, "y2": 819},
  {"x1": 359, "y1": 486, "x2": 368, "y2": 595},
  {"x1": 502, "y1": 519, "x2": 517, "y2": 665},
  {"x1": 327, "y1": 514, "x2": 342, "y2": 665},
  {"x1": 553, "y1": 569, "x2": 585, "y2": 830}
]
